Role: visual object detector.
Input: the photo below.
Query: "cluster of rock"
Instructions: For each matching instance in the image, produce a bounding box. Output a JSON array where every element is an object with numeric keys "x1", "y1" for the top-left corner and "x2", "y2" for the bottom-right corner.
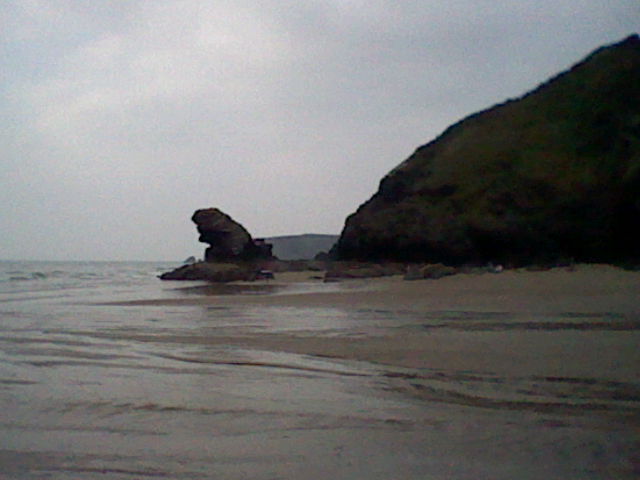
[
  {"x1": 332, "y1": 35, "x2": 640, "y2": 267},
  {"x1": 158, "y1": 207, "x2": 550, "y2": 282},
  {"x1": 403, "y1": 263, "x2": 458, "y2": 280},
  {"x1": 160, "y1": 209, "x2": 352, "y2": 282},
  {"x1": 324, "y1": 262, "x2": 505, "y2": 281},
  {"x1": 159, "y1": 262, "x2": 258, "y2": 282},
  {"x1": 160, "y1": 208, "x2": 275, "y2": 282},
  {"x1": 323, "y1": 262, "x2": 405, "y2": 280},
  {"x1": 159, "y1": 206, "x2": 500, "y2": 282},
  {"x1": 161, "y1": 38, "x2": 640, "y2": 282},
  {"x1": 192, "y1": 208, "x2": 273, "y2": 262}
]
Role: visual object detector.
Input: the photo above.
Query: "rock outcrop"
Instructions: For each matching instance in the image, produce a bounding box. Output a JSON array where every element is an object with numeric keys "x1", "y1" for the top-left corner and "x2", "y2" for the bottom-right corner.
[
  {"x1": 323, "y1": 262, "x2": 405, "y2": 280},
  {"x1": 160, "y1": 208, "x2": 274, "y2": 281},
  {"x1": 192, "y1": 208, "x2": 272, "y2": 262},
  {"x1": 404, "y1": 264, "x2": 457, "y2": 280},
  {"x1": 159, "y1": 262, "x2": 255, "y2": 282},
  {"x1": 333, "y1": 35, "x2": 640, "y2": 266}
]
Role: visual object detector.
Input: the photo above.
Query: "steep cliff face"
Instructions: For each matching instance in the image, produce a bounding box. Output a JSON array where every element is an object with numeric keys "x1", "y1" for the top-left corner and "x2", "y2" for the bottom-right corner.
[{"x1": 334, "y1": 35, "x2": 640, "y2": 266}]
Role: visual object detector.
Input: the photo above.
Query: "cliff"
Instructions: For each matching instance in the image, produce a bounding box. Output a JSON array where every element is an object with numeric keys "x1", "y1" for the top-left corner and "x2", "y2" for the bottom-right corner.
[{"x1": 334, "y1": 35, "x2": 640, "y2": 266}]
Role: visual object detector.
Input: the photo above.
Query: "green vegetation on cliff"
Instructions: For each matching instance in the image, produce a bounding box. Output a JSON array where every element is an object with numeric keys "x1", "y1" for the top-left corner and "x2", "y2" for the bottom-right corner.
[{"x1": 335, "y1": 35, "x2": 640, "y2": 266}]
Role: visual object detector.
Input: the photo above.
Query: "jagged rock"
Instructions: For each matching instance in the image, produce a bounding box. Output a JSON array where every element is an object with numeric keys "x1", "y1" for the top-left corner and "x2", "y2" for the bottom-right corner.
[
  {"x1": 404, "y1": 263, "x2": 458, "y2": 280},
  {"x1": 324, "y1": 262, "x2": 405, "y2": 280},
  {"x1": 159, "y1": 262, "x2": 255, "y2": 282},
  {"x1": 333, "y1": 36, "x2": 640, "y2": 266},
  {"x1": 267, "y1": 259, "x2": 325, "y2": 272},
  {"x1": 160, "y1": 208, "x2": 276, "y2": 282},
  {"x1": 191, "y1": 208, "x2": 273, "y2": 262}
]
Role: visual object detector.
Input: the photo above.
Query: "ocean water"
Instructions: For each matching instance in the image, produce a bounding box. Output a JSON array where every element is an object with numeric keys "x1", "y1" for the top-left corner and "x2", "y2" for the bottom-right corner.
[{"x1": 0, "y1": 261, "x2": 638, "y2": 479}]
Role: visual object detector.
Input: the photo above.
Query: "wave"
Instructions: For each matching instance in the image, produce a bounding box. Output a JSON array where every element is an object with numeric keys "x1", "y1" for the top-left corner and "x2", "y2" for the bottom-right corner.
[{"x1": 0, "y1": 261, "x2": 177, "y2": 298}]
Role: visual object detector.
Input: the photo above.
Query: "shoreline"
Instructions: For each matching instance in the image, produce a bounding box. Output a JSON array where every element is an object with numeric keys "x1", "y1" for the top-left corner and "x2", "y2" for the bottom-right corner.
[
  {"x1": 113, "y1": 263, "x2": 640, "y2": 314},
  {"x1": 101, "y1": 264, "x2": 640, "y2": 382}
]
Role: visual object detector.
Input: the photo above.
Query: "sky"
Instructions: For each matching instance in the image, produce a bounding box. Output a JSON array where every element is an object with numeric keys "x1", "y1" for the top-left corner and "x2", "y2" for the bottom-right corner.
[{"x1": 1, "y1": 1, "x2": 638, "y2": 261}]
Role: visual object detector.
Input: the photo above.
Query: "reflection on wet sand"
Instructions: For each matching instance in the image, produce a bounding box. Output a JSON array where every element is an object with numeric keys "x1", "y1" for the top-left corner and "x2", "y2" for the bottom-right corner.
[{"x1": 2, "y1": 265, "x2": 640, "y2": 478}]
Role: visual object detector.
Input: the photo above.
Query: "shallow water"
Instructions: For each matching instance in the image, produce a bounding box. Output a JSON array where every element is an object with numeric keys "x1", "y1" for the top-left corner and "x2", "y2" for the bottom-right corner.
[{"x1": 0, "y1": 261, "x2": 638, "y2": 479}]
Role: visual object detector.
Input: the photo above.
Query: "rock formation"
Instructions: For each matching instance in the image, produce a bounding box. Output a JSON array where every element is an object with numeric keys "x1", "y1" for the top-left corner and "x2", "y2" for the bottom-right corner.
[
  {"x1": 192, "y1": 208, "x2": 272, "y2": 262},
  {"x1": 159, "y1": 262, "x2": 256, "y2": 282},
  {"x1": 323, "y1": 262, "x2": 405, "y2": 280},
  {"x1": 333, "y1": 35, "x2": 640, "y2": 266},
  {"x1": 404, "y1": 264, "x2": 457, "y2": 280},
  {"x1": 160, "y1": 208, "x2": 273, "y2": 281}
]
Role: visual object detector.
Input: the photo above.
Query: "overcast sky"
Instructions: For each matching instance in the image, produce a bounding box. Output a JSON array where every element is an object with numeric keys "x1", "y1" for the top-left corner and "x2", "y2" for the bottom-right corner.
[{"x1": 1, "y1": 1, "x2": 637, "y2": 261}]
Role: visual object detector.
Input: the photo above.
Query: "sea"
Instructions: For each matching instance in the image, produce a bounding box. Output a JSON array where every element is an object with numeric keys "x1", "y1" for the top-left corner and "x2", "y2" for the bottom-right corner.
[{"x1": 0, "y1": 260, "x2": 638, "y2": 479}]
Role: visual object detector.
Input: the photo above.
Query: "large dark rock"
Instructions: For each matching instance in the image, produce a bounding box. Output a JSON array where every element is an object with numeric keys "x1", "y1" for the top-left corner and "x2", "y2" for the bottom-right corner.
[
  {"x1": 159, "y1": 262, "x2": 255, "y2": 282},
  {"x1": 324, "y1": 262, "x2": 405, "y2": 280},
  {"x1": 404, "y1": 264, "x2": 458, "y2": 280},
  {"x1": 160, "y1": 208, "x2": 274, "y2": 281},
  {"x1": 191, "y1": 208, "x2": 272, "y2": 262},
  {"x1": 334, "y1": 35, "x2": 640, "y2": 266}
]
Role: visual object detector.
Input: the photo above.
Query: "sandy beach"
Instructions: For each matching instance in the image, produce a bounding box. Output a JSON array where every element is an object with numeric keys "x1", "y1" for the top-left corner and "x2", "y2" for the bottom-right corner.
[
  {"x1": 114, "y1": 264, "x2": 640, "y2": 383},
  {"x1": 3, "y1": 262, "x2": 639, "y2": 478},
  {"x1": 128, "y1": 263, "x2": 640, "y2": 312}
]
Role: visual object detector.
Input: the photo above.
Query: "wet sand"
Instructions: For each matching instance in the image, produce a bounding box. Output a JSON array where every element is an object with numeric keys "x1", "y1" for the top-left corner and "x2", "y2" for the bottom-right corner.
[
  {"x1": 115, "y1": 264, "x2": 640, "y2": 381},
  {"x1": 128, "y1": 264, "x2": 640, "y2": 313},
  {"x1": 4, "y1": 263, "x2": 639, "y2": 478}
]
